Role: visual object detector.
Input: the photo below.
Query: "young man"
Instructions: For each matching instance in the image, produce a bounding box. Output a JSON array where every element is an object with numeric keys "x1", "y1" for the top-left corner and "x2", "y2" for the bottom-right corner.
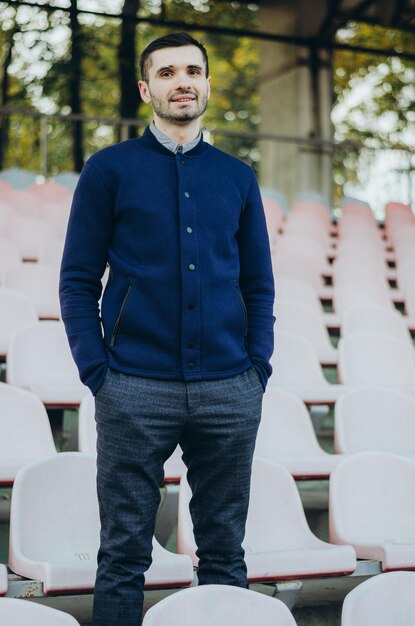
[{"x1": 60, "y1": 32, "x2": 275, "y2": 626}]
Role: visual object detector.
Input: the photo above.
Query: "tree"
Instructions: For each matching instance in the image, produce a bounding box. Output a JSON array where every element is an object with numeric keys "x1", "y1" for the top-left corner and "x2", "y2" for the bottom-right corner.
[{"x1": 332, "y1": 23, "x2": 415, "y2": 205}]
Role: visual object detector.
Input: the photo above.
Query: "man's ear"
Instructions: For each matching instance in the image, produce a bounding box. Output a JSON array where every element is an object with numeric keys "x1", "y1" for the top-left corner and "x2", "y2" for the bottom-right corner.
[{"x1": 138, "y1": 80, "x2": 151, "y2": 104}]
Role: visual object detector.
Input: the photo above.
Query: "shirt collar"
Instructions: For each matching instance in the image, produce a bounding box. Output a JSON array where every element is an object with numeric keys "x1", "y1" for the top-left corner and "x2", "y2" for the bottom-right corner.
[{"x1": 149, "y1": 122, "x2": 202, "y2": 154}]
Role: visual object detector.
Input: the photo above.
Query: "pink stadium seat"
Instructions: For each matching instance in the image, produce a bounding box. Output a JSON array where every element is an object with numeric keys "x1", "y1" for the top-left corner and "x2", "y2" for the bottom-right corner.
[
  {"x1": 0, "y1": 597, "x2": 80, "y2": 625},
  {"x1": 275, "y1": 276, "x2": 340, "y2": 330},
  {"x1": 335, "y1": 386, "x2": 415, "y2": 456},
  {"x1": 6, "y1": 216, "x2": 55, "y2": 261},
  {"x1": 0, "y1": 383, "x2": 56, "y2": 486},
  {"x1": 3, "y1": 264, "x2": 60, "y2": 319},
  {"x1": 329, "y1": 452, "x2": 415, "y2": 571},
  {"x1": 178, "y1": 458, "x2": 356, "y2": 580},
  {"x1": 143, "y1": 584, "x2": 298, "y2": 626},
  {"x1": 341, "y1": 571, "x2": 415, "y2": 626},
  {"x1": 0, "y1": 239, "x2": 22, "y2": 281},
  {"x1": 342, "y1": 305, "x2": 413, "y2": 351},
  {"x1": 0, "y1": 288, "x2": 38, "y2": 358},
  {"x1": 6, "y1": 321, "x2": 88, "y2": 408},
  {"x1": 268, "y1": 331, "x2": 345, "y2": 405},
  {"x1": 276, "y1": 301, "x2": 338, "y2": 366},
  {"x1": 8, "y1": 453, "x2": 194, "y2": 594},
  {"x1": 0, "y1": 563, "x2": 7, "y2": 595},
  {"x1": 337, "y1": 332, "x2": 415, "y2": 389},
  {"x1": 256, "y1": 388, "x2": 344, "y2": 479}
]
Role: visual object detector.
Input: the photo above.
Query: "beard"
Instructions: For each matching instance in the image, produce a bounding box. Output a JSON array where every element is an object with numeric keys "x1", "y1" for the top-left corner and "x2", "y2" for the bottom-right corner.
[{"x1": 149, "y1": 89, "x2": 209, "y2": 123}]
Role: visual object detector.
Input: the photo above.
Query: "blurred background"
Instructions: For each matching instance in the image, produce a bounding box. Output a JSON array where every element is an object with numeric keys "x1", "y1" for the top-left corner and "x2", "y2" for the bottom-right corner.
[{"x1": 0, "y1": 0, "x2": 414, "y2": 217}]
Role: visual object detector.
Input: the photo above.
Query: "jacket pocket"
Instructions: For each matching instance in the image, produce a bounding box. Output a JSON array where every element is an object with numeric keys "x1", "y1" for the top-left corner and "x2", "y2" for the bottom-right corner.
[
  {"x1": 110, "y1": 283, "x2": 134, "y2": 346},
  {"x1": 233, "y1": 281, "x2": 248, "y2": 336}
]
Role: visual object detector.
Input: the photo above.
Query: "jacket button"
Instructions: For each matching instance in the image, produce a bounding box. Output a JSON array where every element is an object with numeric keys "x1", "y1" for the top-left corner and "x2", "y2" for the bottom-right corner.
[
  {"x1": 188, "y1": 263, "x2": 195, "y2": 271},
  {"x1": 184, "y1": 192, "x2": 190, "y2": 198},
  {"x1": 188, "y1": 362, "x2": 195, "y2": 369},
  {"x1": 181, "y1": 159, "x2": 186, "y2": 165},
  {"x1": 187, "y1": 303, "x2": 195, "y2": 310},
  {"x1": 186, "y1": 226, "x2": 193, "y2": 234},
  {"x1": 187, "y1": 340, "x2": 195, "y2": 349}
]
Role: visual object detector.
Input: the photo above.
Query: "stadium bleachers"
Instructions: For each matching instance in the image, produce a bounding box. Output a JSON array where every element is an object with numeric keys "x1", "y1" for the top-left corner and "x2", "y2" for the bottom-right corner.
[{"x1": 0, "y1": 175, "x2": 415, "y2": 625}]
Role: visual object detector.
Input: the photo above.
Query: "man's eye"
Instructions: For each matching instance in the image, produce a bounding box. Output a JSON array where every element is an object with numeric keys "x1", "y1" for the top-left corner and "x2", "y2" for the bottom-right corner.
[{"x1": 161, "y1": 71, "x2": 173, "y2": 77}]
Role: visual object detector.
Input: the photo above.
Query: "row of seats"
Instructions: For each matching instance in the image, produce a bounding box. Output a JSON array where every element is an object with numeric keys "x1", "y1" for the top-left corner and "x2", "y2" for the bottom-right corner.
[
  {"x1": 2, "y1": 572, "x2": 414, "y2": 626},
  {"x1": 2, "y1": 367, "x2": 415, "y2": 487},
  {"x1": 1, "y1": 451, "x2": 414, "y2": 596},
  {"x1": 0, "y1": 168, "x2": 79, "y2": 191},
  {"x1": 2, "y1": 315, "x2": 415, "y2": 412}
]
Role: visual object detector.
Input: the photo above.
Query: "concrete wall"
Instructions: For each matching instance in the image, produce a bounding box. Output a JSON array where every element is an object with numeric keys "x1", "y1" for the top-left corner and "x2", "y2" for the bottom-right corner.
[{"x1": 259, "y1": 0, "x2": 333, "y2": 208}]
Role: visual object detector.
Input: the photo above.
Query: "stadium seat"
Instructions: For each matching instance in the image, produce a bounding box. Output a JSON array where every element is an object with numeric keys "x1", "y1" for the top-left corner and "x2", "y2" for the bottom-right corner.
[
  {"x1": 341, "y1": 571, "x2": 415, "y2": 626},
  {"x1": 53, "y1": 172, "x2": 80, "y2": 192},
  {"x1": 0, "y1": 598, "x2": 81, "y2": 624},
  {"x1": 335, "y1": 386, "x2": 415, "y2": 456},
  {"x1": 276, "y1": 301, "x2": 338, "y2": 366},
  {"x1": 40, "y1": 204, "x2": 71, "y2": 239},
  {"x1": 6, "y1": 321, "x2": 88, "y2": 407},
  {"x1": 142, "y1": 584, "x2": 298, "y2": 626},
  {"x1": 78, "y1": 393, "x2": 186, "y2": 482},
  {"x1": 6, "y1": 216, "x2": 55, "y2": 261},
  {"x1": 0, "y1": 288, "x2": 38, "y2": 358},
  {"x1": 0, "y1": 383, "x2": 56, "y2": 486},
  {"x1": 0, "y1": 563, "x2": 7, "y2": 595},
  {"x1": 337, "y1": 332, "x2": 415, "y2": 388},
  {"x1": 38, "y1": 239, "x2": 65, "y2": 270},
  {"x1": 342, "y1": 305, "x2": 413, "y2": 351},
  {"x1": 255, "y1": 388, "x2": 344, "y2": 479},
  {"x1": 329, "y1": 452, "x2": 415, "y2": 571},
  {"x1": 178, "y1": 458, "x2": 356, "y2": 580},
  {"x1": 0, "y1": 239, "x2": 22, "y2": 282},
  {"x1": 3, "y1": 264, "x2": 60, "y2": 319},
  {"x1": 275, "y1": 276, "x2": 340, "y2": 330},
  {"x1": 0, "y1": 167, "x2": 37, "y2": 190},
  {"x1": 268, "y1": 331, "x2": 345, "y2": 405},
  {"x1": 8, "y1": 452, "x2": 194, "y2": 594}
]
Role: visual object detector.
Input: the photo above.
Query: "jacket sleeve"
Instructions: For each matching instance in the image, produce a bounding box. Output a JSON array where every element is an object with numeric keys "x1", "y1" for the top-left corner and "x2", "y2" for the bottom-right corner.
[
  {"x1": 237, "y1": 169, "x2": 275, "y2": 390},
  {"x1": 59, "y1": 161, "x2": 113, "y2": 395}
]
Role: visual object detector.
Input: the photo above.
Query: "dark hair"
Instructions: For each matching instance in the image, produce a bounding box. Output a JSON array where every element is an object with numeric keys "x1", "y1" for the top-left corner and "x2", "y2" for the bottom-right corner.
[{"x1": 140, "y1": 32, "x2": 209, "y2": 83}]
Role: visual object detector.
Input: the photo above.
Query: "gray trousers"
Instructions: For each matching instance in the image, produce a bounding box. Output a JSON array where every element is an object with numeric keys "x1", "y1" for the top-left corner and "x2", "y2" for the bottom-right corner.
[{"x1": 92, "y1": 366, "x2": 264, "y2": 626}]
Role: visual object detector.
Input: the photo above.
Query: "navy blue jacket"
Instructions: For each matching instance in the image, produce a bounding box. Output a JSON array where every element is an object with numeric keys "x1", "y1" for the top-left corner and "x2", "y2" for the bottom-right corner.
[{"x1": 59, "y1": 128, "x2": 275, "y2": 395}]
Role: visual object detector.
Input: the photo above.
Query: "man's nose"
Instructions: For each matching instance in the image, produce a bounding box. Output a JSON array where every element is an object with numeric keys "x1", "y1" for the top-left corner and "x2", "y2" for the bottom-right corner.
[{"x1": 175, "y1": 71, "x2": 192, "y2": 90}]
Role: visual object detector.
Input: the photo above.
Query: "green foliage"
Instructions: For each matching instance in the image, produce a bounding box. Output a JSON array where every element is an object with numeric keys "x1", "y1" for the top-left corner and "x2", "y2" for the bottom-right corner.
[
  {"x1": 333, "y1": 22, "x2": 415, "y2": 204},
  {"x1": 0, "y1": 0, "x2": 260, "y2": 173}
]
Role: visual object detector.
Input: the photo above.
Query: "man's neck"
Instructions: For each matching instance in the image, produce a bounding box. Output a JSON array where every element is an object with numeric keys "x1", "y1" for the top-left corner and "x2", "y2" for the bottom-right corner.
[{"x1": 152, "y1": 116, "x2": 201, "y2": 145}]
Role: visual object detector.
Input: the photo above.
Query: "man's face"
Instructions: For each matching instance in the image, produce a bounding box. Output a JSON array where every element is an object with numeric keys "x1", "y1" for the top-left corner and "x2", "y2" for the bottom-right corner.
[{"x1": 138, "y1": 45, "x2": 211, "y2": 124}]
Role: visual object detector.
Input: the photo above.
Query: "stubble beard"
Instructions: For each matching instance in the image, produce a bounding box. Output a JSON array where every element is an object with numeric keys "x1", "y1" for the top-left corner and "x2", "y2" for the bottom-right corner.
[{"x1": 149, "y1": 90, "x2": 209, "y2": 123}]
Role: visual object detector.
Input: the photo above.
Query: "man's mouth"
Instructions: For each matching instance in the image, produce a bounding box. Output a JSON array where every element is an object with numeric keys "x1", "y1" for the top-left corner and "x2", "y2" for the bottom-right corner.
[{"x1": 170, "y1": 94, "x2": 196, "y2": 103}]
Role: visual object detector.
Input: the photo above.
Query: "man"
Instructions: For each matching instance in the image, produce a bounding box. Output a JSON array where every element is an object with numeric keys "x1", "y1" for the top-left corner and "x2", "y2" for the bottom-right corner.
[{"x1": 60, "y1": 32, "x2": 274, "y2": 626}]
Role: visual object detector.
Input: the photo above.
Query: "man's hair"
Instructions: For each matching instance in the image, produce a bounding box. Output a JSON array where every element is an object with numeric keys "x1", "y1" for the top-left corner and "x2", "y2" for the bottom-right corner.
[{"x1": 140, "y1": 32, "x2": 209, "y2": 83}]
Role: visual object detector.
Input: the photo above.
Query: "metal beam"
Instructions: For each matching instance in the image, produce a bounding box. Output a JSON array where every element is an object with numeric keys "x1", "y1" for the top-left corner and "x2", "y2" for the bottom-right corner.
[{"x1": 1, "y1": 0, "x2": 415, "y2": 61}]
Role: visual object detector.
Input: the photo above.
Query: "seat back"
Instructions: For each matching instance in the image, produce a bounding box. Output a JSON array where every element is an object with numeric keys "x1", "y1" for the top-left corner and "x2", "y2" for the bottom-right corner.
[
  {"x1": 178, "y1": 459, "x2": 314, "y2": 562},
  {"x1": 0, "y1": 383, "x2": 56, "y2": 482},
  {"x1": 329, "y1": 452, "x2": 415, "y2": 546},
  {"x1": 256, "y1": 388, "x2": 323, "y2": 458},
  {"x1": 338, "y1": 332, "x2": 415, "y2": 386},
  {"x1": 342, "y1": 305, "x2": 412, "y2": 347},
  {"x1": 0, "y1": 597, "x2": 81, "y2": 625},
  {"x1": 335, "y1": 386, "x2": 415, "y2": 455},
  {"x1": 276, "y1": 301, "x2": 335, "y2": 359},
  {"x1": 9, "y1": 453, "x2": 99, "y2": 567},
  {"x1": 269, "y1": 331, "x2": 329, "y2": 386},
  {"x1": 0, "y1": 288, "x2": 38, "y2": 355},
  {"x1": 6, "y1": 321, "x2": 81, "y2": 392},
  {"x1": 342, "y1": 571, "x2": 415, "y2": 626},
  {"x1": 143, "y1": 584, "x2": 298, "y2": 626}
]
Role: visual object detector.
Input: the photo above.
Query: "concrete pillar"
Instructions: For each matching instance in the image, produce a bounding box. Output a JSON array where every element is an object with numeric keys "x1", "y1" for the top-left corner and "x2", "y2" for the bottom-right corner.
[{"x1": 259, "y1": 0, "x2": 333, "y2": 208}]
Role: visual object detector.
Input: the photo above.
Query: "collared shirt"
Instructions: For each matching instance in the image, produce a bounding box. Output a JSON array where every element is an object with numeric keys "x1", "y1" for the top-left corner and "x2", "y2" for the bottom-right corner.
[{"x1": 149, "y1": 121, "x2": 202, "y2": 154}]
